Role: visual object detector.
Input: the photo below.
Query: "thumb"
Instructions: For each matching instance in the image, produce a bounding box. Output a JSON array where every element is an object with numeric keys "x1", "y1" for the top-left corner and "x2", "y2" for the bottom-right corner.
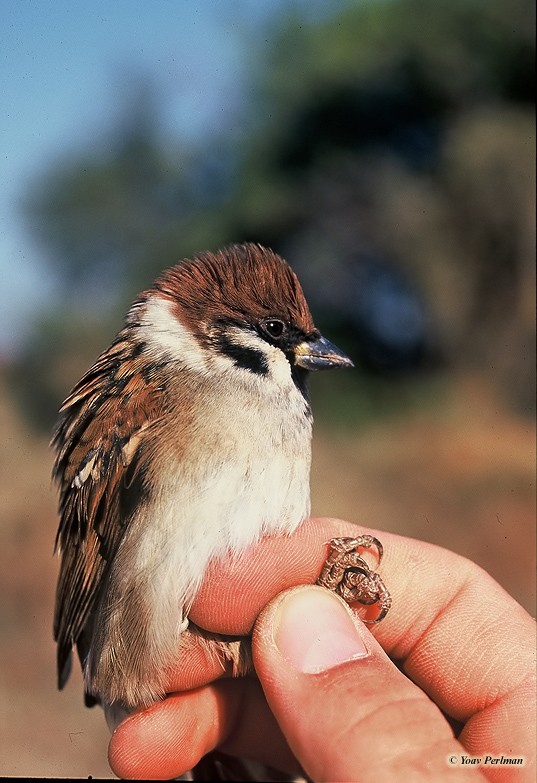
[{"x1": 252, "y1": 586, "x2": 482, "y2": 783}]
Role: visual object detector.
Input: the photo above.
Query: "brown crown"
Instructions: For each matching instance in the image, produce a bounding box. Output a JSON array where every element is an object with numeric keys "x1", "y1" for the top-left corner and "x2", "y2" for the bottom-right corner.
[{"x1": 149, "y1": 243, "x2": 316, "y2": 336}]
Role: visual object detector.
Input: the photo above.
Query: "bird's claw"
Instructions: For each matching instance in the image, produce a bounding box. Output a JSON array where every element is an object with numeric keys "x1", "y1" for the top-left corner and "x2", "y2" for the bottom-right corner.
[{"x1": 316, "y1": 536, "x2": 392, "y2": 623}]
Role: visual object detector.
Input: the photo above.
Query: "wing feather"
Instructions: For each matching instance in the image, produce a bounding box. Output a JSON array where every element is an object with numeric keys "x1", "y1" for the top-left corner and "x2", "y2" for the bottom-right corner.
[{"x1": 52, "y1": 331, "x2": 166, "y2": 691}]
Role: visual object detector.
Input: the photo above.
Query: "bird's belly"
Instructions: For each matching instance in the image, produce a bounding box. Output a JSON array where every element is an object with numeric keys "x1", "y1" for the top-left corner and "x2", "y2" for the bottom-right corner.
[
  {"x1": 90, "y1": 395, "x2": 312, "y2": 707},
  {"x1": 137, "y1": 443, "x2": 311, "y2": 599},
  {"x1": 90, "y1": 438, "x2": 310, "y2": 706}
]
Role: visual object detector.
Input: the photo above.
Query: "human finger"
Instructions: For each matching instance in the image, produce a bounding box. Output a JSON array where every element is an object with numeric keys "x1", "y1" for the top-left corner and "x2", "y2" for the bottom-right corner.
[
  {"x1": 253, "y1": 585, "x2": 486, "y2": 783},
  {"x1": 190, "y1": 517, "x2": 536, "y2": 773},
  {"x1": 108, "y1": 677, "x2": 300, "y2": 779}
]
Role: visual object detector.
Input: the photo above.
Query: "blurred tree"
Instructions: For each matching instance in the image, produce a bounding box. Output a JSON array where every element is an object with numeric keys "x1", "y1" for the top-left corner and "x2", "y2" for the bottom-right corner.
[
  {"x1": 229, "y1": 0, "x2": 535, "y2": 408},
  {"x1": 13, "y1": 0, "x2": 536, "y2": 429},
  {"x1": 24, "y1": 81, "x2": 233, "y2": 305}
]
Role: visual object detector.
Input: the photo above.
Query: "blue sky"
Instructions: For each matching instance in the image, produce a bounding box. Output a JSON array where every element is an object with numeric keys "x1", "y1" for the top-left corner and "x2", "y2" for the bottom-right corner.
[{"x1": 1, "y1": 0, "x2": 331, "y2": 355}]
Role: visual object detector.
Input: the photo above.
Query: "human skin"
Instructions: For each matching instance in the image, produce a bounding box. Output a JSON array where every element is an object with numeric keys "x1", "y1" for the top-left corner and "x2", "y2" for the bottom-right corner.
[{"x1": 108, "y1": 517, "x2": 536, "y2": 782}]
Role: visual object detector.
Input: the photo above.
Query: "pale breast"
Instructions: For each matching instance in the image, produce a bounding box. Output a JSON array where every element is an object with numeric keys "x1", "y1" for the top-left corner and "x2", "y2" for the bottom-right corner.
[{"x1": 88, "y1": 374, "x2": 312, "y2": 707}]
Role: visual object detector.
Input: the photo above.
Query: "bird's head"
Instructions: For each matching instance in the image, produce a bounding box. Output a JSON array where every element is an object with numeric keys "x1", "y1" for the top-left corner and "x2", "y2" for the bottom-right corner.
[{"x1": 132, "y1": 243, "x2": 353, "y2": 397}]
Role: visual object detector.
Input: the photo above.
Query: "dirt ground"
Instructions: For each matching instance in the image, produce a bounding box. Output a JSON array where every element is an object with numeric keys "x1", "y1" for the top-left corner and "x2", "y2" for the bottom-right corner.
[{"x1": 0, "y1": 374, "x2": 534, "y2": 778}]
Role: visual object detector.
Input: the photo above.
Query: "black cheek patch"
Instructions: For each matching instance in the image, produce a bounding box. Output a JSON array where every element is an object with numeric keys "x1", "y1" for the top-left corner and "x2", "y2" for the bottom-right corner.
[{"x1": 215, "y1": 333, "x2": 269, "y2": 376}]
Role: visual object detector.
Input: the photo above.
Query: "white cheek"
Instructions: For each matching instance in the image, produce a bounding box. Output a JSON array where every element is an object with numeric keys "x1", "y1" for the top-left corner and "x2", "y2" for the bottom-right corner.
[
  {"x1": 137, "y1": 295, "x2": 210, "y2": 374},
  {"x1": 137, "y1": 296, "x2": 296, "y2": 391},
  {"x1": 214, "y1": 325, "x2": 295, "y2": 390}
]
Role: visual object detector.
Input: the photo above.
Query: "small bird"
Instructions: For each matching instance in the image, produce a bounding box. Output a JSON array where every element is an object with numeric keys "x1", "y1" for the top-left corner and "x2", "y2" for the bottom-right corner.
[{"x1": 52, "y1": 243, "x2": 353, "y2": 756}]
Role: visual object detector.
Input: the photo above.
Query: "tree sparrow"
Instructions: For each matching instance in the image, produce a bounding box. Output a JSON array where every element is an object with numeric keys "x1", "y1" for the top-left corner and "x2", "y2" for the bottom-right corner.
[{"x1": 52, "y1": 243, "x2": 353, "y2": 726}]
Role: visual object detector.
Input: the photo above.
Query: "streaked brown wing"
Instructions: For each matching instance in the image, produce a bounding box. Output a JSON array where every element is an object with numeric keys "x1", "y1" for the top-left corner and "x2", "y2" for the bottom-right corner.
[{"x1": 52, "y1": 331, "x2": 166, "y2": 692}]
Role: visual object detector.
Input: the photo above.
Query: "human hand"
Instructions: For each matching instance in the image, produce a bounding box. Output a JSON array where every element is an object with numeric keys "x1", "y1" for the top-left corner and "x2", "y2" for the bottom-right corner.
[{"x1": 108, "y1": 518, "x2": 536, "y2": 781}]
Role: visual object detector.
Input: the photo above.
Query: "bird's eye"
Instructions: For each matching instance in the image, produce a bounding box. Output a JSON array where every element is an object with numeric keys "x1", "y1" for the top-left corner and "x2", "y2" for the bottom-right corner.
[{"x1": 262, "y1": 319, "x2": 286, "y2": 340}]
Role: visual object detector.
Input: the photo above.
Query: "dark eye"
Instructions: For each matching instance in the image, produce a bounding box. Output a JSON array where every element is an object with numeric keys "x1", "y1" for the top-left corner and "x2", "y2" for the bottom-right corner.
[{"x1": 262, "y1": 319, "x2": 286, "y2": 340}]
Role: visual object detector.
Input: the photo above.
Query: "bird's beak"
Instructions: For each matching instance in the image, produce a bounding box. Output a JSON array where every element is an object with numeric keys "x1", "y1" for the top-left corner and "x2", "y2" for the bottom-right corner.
[{"x1": 294, "y1": 335, "x2": 354, "y2": 371}]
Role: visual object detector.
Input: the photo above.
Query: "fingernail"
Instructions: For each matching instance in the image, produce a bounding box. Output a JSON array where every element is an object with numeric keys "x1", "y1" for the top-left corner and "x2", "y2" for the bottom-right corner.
[{"x1": 273, "y1": 586, "x2": 369, "y2": 674}]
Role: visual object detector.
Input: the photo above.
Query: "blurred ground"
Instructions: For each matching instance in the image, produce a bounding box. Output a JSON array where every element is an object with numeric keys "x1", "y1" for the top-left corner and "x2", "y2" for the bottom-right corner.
[
  {"x1": 0, "y1": 372, "x2": 534, "y2": 778},
  {"x1": 312, "y1": 375, "x2": 535, "y2": 612}
]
